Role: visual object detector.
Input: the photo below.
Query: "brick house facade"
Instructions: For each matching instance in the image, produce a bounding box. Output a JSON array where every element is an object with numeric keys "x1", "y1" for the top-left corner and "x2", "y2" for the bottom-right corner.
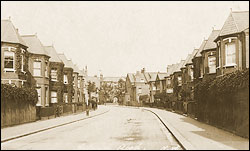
[
  {"x1": 45, "y1": 46, "x2": 65, "y2": 106},
  {"x1": 21, "y1": 35, "x2": 50, "y2": 107},
  {"x1": 214, "y1": 11, "x2": 249, "y2": 75},
  {"x1": 1, "y1": 19, "x2": 31, "y2": 87}
]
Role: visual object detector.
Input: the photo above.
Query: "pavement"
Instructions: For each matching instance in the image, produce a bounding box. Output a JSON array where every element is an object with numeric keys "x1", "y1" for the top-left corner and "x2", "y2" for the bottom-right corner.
[
  {"x1": 141, "y1": 107, "x2": 249, "y2": 150},
  {"x1": 1, "y1": 105, "x2": 109, "y2": 143}
]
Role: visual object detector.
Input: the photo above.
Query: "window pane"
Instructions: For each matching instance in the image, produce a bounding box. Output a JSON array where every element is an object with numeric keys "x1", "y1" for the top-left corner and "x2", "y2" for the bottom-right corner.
[
  {"x1": 51, "y1": 91, "x2": 57, "y2": 97},
  {"x1": 226, "y1": 42, "x2": 236, "y2": 65},
  {"x1": 33, "y1": 69, "x2": 41, "y2": 76},
  {"x1": 51, "y1": 69, "x2": 57, "y2": 81},
  {"x1": 36, "y1": 88, "x2": 42, "y2": 106},
  {"x1": 33, "y1": 61, "x2": 41, "y2": 68},
  {"x1": 4, "y1": 51, "x2": 14, "y2": 69},
  {"x1": 208, "y1": 56, "x2": 216, "y2": 73},
  {"x1": 64, "y1": 75, "x2": 68, "y2": 84}
]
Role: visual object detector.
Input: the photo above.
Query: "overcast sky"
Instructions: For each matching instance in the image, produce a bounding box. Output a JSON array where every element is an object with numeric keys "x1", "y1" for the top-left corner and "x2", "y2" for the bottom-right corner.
[{"x1": 1, "y1": 1, "x2": 249, "y2": 77}]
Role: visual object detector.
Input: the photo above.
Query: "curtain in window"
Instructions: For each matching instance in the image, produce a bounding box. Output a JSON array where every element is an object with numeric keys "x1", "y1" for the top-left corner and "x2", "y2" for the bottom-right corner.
[
  {"x1": 64, "y1": 75, "x2": 68, "y2": 84},
  {"x1": 51, "y1": 69, "x2": 57, "y2": 81}
]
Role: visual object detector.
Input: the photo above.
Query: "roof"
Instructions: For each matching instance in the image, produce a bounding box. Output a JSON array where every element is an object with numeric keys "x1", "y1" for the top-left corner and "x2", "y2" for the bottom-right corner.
[
  {"x1": 57, "y1": 53, "x2": 72, "y2": 68},
  {"x1": 79, "y1": 69, "x2": 84, "y2": 77},
  {"x1": 144, "y1": 72, "x2": 158, "y2": 82},
  {"x1": 67, "y1": 59, "x2": 77, "y2": 73},
  {"x1": 103, "y1": 77, "x2": 124, "y2": 82},
  {"x1": 219, "y1": 11, "x2": 249, "y2": 37},
  {"x1": 44, "y1": 46, "x2": 63, "y2": 63},
  {"x1": 1, "y1": 19, "x2": 27, "y2": 47},
  {"x1": 186, "y1": 48, "x2": 199, "y2": 65},
  {"x1": 21, "y1": 35, "x2": 49, "y2": 56},
  {"x1": 174, "y1": 60, "x2": 185, "y2": 73},
  {"x1": 203, "y1": 30, "x2": 220, "y2": 51},
  {"x1": 134, "y1": 72, "x2": 147, "y2": 83},
  {"x1": 166, "y1": 64, "x2": 175, "y2": 77},
  {"x1": 195, "y1": 40, "x2": 207, "y2": 58},
  {"x1": 127, "y1": 73, "x2": 135, "y2": 83},
  {"x1": 156, "y1": 73, "x2": 168, "y2": 80},
  {"x1": 182, "y1": 54, "x2": 192, "y2": 68},
  {"x1": 86, "y1": 76, "x2": 100, "y2": 88}
]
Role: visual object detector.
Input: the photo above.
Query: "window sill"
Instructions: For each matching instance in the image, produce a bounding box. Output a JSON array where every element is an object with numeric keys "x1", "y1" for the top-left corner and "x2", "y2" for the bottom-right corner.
[
  {"x1": 33, "y1": 76, "x2": 43, "y2": 78},
  {"x1": 4, "y1": 69, "x2": 16, "y2": 72},
  {"x1": 223, "y1": 64, "x2": 237, "y2": 68}
]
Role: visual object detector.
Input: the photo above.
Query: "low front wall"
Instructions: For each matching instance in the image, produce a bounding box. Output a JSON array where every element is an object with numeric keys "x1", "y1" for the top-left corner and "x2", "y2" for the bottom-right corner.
[{"x1": 1, "y1": 103, "x2": 36, "y2": 128}]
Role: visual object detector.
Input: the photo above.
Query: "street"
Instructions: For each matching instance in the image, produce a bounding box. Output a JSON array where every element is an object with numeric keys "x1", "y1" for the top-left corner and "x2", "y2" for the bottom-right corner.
[{"x1": 1, "y1": 106, "x2": 182, "y2": 150}]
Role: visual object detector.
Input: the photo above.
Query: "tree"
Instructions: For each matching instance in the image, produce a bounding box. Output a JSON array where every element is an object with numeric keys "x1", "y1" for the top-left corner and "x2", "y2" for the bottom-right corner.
[
  {"x1": 87, "y1": 81, "x2": 96, "y2": 103},
  {"x1": 115, "y1": 78, "x2": 126, "y2": 105}
]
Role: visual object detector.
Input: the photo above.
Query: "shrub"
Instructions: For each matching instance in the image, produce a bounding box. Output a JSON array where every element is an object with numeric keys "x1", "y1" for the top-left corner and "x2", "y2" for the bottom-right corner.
[{"x1": 1, "y1": 84, "x2": 38, "y2": 106}]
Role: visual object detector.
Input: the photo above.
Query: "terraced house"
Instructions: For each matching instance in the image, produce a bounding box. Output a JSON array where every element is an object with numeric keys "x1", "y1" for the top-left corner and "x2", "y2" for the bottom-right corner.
[
  {"x1": 58, "y1": 53, "x2": 74, "y2": 104},
  {"x1": 45, "y1": 45, "x2": 64, "y2": 106},
  {"x1": 21, "y1": 34, "x2": 50, "y2": 107},
  {"x1": 214, "y1": 11, "x2": 249, "y2": 75},
  {"x1": 1, "y1": 19, "x2": 30, "y2": 87},
  {"x1": 200, "y1": 29, "x2": 220, "y2": 79}
]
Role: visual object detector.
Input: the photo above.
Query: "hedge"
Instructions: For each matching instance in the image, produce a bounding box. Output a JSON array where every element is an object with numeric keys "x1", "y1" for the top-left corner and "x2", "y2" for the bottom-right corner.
[{"x1": 1, "y1": 84, "x2": 38, "y2": 106}]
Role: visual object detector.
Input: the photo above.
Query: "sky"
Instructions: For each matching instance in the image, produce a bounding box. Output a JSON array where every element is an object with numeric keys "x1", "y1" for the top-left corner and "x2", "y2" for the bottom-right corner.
[{"x1": 1, "y1": 1, "x2": 249, "y2": 77}]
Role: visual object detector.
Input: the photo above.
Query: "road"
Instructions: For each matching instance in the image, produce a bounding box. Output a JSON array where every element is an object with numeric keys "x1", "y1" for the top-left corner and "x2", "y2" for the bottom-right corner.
[{"x1": 1, "y1": 106, "x2": 182, "y2": 150}]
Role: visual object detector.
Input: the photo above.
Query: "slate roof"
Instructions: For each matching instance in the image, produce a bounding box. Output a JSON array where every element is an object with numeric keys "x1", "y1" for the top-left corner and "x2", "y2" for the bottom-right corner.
[
  {"x1": 57, "y1": 53, "x2": 72, "y2": 68},
  {"x1": 166, "y1": 64, "x2": 175, "y2": 77},
  {"x1": 195, "y1": 40, "x2": 207, "y2": 58},
  {"x1": 21, "y1": 35, "x2": 49, "y2": 56},
  {"x1": 144, "y1": 72, "x2": 158, "y2": 82},
  {"x1": 186, "y1": 48, "x2": 199, "y2": 65},
  {"x1": 134, "y1": 72, "x2": 147, "y2": 83},
  {"x1": 1, "y1": 19, "x2": 27, "y2": 47},
  {"x1": 127, "y1": 73, "x2": 135, "y2": 83},
  {"x1": 203, "y1": 30, "x2": 220, "y2": 51},
  {"x1": 44, "y1": 46, "x2": 63, "y2": 63},
  {"x1": 219, "y1": 11, "x2": 249, "y2": 37},
  {"x1": 181, "y1": 54, "x2": 192, "y2": 68},
  {"x1": 174, "y1": 60, "x2": 186, "y2": 73},
  {"x1": 157, "y1": 73, "x2": 168, "y2": 80}
]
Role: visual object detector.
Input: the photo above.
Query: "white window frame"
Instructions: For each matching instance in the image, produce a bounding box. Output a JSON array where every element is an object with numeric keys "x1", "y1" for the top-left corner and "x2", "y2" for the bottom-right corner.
[
  {"x1": 177, "y1": 76, "x2": 182, "y2": 86},
  {"x1": 64, "y1": 74, "x2": 68, "y2": 84},
  {"x1": 208, "y1": 56, "x2": 216, "y2": 73},
  {"x1": 3, "y1": 47, "x2": 16, "y2": 72},
  {"x1": 36, "y1": 87, "x2": 42, "y2": 106},
  {"x1": 78, "y1": 79, "x2": 80, "y2": 88},
  {"x1": 45, "y1": 86, "x2": 49, "y2": 106},
  {"x1": 225, "y1": 41, "x2": 236, "y2": 67},
  {"x1": 45, "y1": 61, "x2": 48, "y2": 78},
  {"x1": 51, "y1": 91, "x2": 57, "y2": 103},
  {"x1": 64, "y1": 93, "x2": 68, "y2": 103},
  {"x1": 33, "y1": 60, "x2": 42, "y2": 76},
  {"x1": 51, "y1": 69, "x2": 57, "y2": 81},
  {"x1": 190, "y1": 68, "x2": 194, "y2": 81}
]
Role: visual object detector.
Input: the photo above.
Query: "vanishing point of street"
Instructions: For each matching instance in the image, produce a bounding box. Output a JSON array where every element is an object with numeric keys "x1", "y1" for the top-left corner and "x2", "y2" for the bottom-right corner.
[{"x1": 1, "y1": 105, "x2": 182, "y2": 150}]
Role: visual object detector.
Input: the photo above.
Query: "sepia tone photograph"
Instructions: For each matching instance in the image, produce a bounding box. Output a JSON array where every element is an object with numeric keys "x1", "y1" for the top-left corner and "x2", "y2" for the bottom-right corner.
[{"x1": 1, "y1": 1, "x2": 249, "y2": 150}]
